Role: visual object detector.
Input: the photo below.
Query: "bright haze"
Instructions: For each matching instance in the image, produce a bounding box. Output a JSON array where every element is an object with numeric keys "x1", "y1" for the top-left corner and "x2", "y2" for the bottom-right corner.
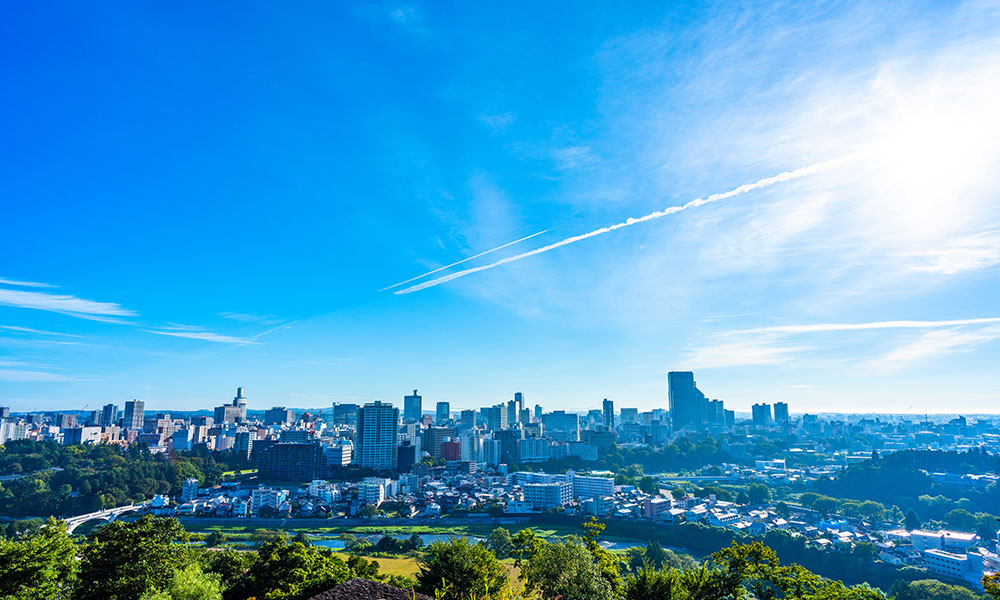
[{"x1": 2, "y1": 2, "x2": 999, "y2": 414}]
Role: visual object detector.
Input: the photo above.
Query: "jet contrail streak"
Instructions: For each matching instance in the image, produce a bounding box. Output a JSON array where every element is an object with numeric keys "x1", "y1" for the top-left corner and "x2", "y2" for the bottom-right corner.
[
  {"x1": 380, "y1": 229, "x2": 549, "y2": 292},
  {"x1": 395, "y1": 152, "x2": 864, "y2": 295}
]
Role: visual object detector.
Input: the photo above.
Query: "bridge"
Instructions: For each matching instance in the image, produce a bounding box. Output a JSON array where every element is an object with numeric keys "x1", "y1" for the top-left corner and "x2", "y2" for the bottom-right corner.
[{"x1": 64, "y1": 504, "x2": 141, "y2": 534}]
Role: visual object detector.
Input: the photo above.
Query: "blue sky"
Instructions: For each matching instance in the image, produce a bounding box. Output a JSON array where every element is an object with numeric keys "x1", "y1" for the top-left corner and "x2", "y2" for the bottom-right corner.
[{"x1": 2, "y1": 1, "x2": 1000, "y2": 414}]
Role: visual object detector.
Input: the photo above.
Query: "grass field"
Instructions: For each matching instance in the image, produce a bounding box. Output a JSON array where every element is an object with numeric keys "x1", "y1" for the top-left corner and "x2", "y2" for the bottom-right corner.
[
  {"x1": 192, "y1": 522, "x2": 591, "y2": 541},
  {"x1": 334, "y1": 554, "x2": 524, "y2": 591}
]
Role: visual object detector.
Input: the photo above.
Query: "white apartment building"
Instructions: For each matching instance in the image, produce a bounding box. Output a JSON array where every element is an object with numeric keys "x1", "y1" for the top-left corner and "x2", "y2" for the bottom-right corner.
[{"x1": 524, "y1": 481, "x2": 572, "y2": 509}]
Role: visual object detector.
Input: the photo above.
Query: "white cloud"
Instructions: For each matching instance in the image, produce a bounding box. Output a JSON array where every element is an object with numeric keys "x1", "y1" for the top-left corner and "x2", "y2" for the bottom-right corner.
[
  {"x1": 0, "y1": 359, "x2": 32, "y2": 367},
  {"x1": 737, "y1": 317, "x2": 1000, "y2": 335},
  {"x1": 0, "y1": 277, "x2": 55, "y2": 288},
  {"x1": 680, "y1": 339, "x2": 810, "y2": 369},
  {"x1": 0, "y1": 287, "x2": 137, "y2": 320},
  {"x1": 870, "y1": 325, "x2": 1000, "y2": 372},
  {"x1": 551, "y1": 145, "x2": 598, "y2": 169},
  {"x1": 906, "y1": 230, "x2": 1000, "y2": 275},
  {"x1": 0, "y1": 369, "x2": 84, "y2": 382},
  {"x1": 218, "y1": 312, "x2": 281, "y2": 324},
  {"x1": 0, "y1": 325, "x2": 83, "y2": 337},
  {"x1": 146, "y1": 329, "x2": 257, "y2": 344}
]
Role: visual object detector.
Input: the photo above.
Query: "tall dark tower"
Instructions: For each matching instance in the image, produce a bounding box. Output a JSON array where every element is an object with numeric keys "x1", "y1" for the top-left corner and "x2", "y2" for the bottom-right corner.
[{"x1": 667, "y1": 371, "x2": 709, "y2": 431}]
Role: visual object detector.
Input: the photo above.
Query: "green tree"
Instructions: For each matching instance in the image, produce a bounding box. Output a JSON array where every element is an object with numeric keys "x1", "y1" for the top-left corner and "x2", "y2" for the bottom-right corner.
[
  {"x1": 905, "y1": 508, "x2": 922, "y2": 530},
  {"x1": 521, "y1": 537, "x2": 616, "y2": 600},
  {"x1": 487, "y1": 527, "x2": 512, "y2": 559},
  {"x1": 890, "y1": 578, "x2": 983, "y2": 600},
  {"x1": 622, "y1": 566, "x2": 682, "y2": 600},
  {"x1": 984, "y1": 573, "x2": 1000, "y2": 600},
  {"x1": 226, "y1": 537, "x2": 354, "y2": 600},
  {"x1": 942, "y1": 509, "x2": 978, "y2": 532},
  {"x1": 747, "y1": 483, "x2": 771, "y2": 505},
  {"x1": 204, "y1": 531, "x2": 226, "y2": 548},
  {"x1": 139, "y1": 564, "x2": 222, "y2": 600},
  {"x1": 77, "y1": 516, "x2": 189, "y2": 600},
  {"x1": 775, "y1": 501, "x2": 791, "y2": 519},
  {"x1": 0, "y1": 518, "x2": 78, "y2": 600},
  {"x1": 417, "y1": 537, "x2": 507, "y2": 600}
]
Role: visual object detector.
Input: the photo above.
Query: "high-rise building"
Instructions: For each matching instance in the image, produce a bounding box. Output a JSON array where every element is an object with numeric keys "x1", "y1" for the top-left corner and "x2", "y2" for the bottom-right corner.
[
  {"x1": 534, "y1": 405, "x2": 543, "y2": 420},
  {"x1": 752, "y1": 403, "x2": 773, "y2": 427},
  {"x1": 265, "y1": 407, "x2": 293, "y2": 425},
  {"x1": 620, "y1": 407, "x2": 639, "y2": 424},
  {"x1": 773, "y1": 402, "x2": 789, "y2": 424},
  {"x1": 542, "y1": 411, "x2": 579, "y2": 441},
  {"x1": 357, "y1": 401, "x2": 399, "y2": 470},
  {"x1": 100, "y1": 403, "x2": 118, "y2": 427},
  {"x1": 485, "y1": 403, "x2": 509, "y2": 431},
  {"x1": 0, "y1": 407, "x2": 10, "y2": 419},
  {"x1": 332, "y1": 403, "x2": 360, "y2": 426},
  {"x1": 215, "y1": 388, "x2": 248, "y2": 424},
  {"x1": 460, "y1": 409, "x2": 477, "y2": 431},
  {"x1": 602, "y1": 399, "x2": 614, "y2": 429},
  {"x1": 435, "y1": 401, "x2": 450, "y2": 424},
  {"x1": 257, "y1": 442, "x2": 326, "y2": 481},
  {"x1": 403, "y1": 390, "x2": 422, "y2": 423},
  {"x1": 668, "y1": 371, "x2": 709, "y2": 431},
  {"x1": 123, "y1": 399, "x2": 145, "y2": 430},
  {"x1": 424, "y1": 426, "x2": 457, "y2": 458}
]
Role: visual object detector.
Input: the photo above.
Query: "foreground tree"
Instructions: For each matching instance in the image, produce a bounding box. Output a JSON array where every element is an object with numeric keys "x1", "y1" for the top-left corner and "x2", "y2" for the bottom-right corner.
[
  {"x1": 139, "y1": 564, "x2": 222, "y2": 600},
  {"x1": 224, "y1": 537, "x2": 355, "y2": 600},
  {"x1": 77, "y1": 515, "x2": 189, "y2": 600},
  {"x1": 0, "y1": 518, "x2": 77, "y2": 599},
  {"x1": 417, "y1": 537, "x2": 508, "y2": 600},
  {"x1": 521, "y1": 537, "x2": 616, "y2": 600}
]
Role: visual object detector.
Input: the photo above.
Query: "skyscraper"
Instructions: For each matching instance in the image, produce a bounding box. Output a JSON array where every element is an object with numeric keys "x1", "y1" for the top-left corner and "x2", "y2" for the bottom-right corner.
[
  {"x1": 100, "y1": 403, "x2": 119, "y2": 427},
  {"x1": 123, "y1": 399, "x2": 144, "y2": 430},
  {"x1": 668, "y1": 371, "x2": 708, "y2": 431},
  {"x1": 752, "y1": 403, "x2": 773, "y2": 427},
  {"x1": 403, "y1": 390, "x2": 422, "y2": 423},
  {"x1": 436, "y1": 401, "x2": 450, "y2": 424},
  {"x1": 460, "y1": 409, "x2": 477, "y2": 431},
  {"x1": 773, "y1": 402, "x2": 789, "y2": 423},
  {"x1": 602, "y1": 398, "x2": 614, "y2": 429},
  {"x1": 215, "y1": 388, "x2": 248, "y2": 424},
  {"x1": 357, "y1": 401, "x2": 399, "y2": 470}
]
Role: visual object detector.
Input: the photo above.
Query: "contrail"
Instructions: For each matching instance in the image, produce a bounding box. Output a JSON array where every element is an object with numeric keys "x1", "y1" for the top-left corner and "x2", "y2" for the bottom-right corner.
[
  {"x1": 395, "y1": 152, "x2": 864, "y2": 295},
  {"x1": 379, "y1": 229, "x2": 549, "y2": 291}
]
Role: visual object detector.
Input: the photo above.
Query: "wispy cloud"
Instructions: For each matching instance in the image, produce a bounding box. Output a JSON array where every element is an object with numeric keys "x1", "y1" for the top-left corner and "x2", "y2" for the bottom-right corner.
[
  {"x1": 0, "y1": 287, "x2": 137, "y2": 320},
  {"x1": 0, "y1": 359, "x2": 32, "y2": 367},
  {"x1": 0, "y1": 325, "x2": 84, "y2": 338},
  {"x1": 870, "y1": 325, "x2": 1000, "y2": 372},
  {"x1": 0, "y1": 277, "x2": 55, "y2": 288},
  {"x1": 0, "y1": 369, "x2": 86, "y2": 382},
  {"x1": 906, "y1": 229, "x2": 1000, "y2": 275},
  {"x1": 396, "y1": 153, "x2": 862, "y2": 294},
  {"x1": 187, "y1": 321, "x2": 296, "y2": 361},
  {"x1": 218, "y1": 312, "x2": 282, "y2": 324},
  {"x1": 381, "y1": 230, "x2": 549, "y2": 292},
  {"x1": 680, "y1": 339, "x2": 810, "y2": 369},
  {"x1": 551, "y1": 145, "x2": 598, "y2": 169},
  {"x1": 737, "y1": 317, "x2": 1000, "y2": 335},
  {"x1": 146, "y1": 328, "x2": 257, "y2": 344}
]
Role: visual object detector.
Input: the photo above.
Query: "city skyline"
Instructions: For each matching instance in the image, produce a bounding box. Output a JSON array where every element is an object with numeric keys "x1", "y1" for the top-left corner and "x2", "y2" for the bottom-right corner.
[{"x1": 3, "y1": 2, "x2": 1000, "y2": 413}]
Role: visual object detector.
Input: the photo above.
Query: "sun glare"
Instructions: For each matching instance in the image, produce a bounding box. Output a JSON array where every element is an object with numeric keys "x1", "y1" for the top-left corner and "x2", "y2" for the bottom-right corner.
[{"x1": 865, "y1": 72, "x2": 1000, "y2": 239}]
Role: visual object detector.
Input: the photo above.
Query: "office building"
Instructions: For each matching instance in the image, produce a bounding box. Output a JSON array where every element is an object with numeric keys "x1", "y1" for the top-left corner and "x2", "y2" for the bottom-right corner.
[
  {"x1": 234, "y1": 430, "x2": 254, "y2": 460},
  {"x1": 403, "y1": 390, "x2": 422, "y2": 423},
  {"x1": 265, "y1": 406, "x2": 293, "y2": 425},
  {"x1": 460, "y1": 409, "x2": 477, "y2": 431},
  {"x1": 100, "y1": 403, "x2": 118, "y2": 427},
  {"x1": 424, "y1": 426, "x2": 457, "y2": 458},
  {"x1": 620, "y1": 407, "x2": 639, "y2": 424},
  {"x1": 602, "y1": 399, "x2": 614, "y2": 429},
  {"x1": 63, "y1": 426, "x2": 101, "y2": 445},
  {"x1": 534, "y1": 405, "x2": 543, "y2": 421},
  {"x1": 325, "y1": 441, "x2": 353, "y2": 467},
  {"x1": 214, "y1": 388, "x2": 248, "y2": 424},
  {"x1": 542, "y1": 411, "x2": 579, "y2": 441},
  {"x1": 773, "y1": 402, "x2": 789, "y2": 423},
  {"x1": 332, "y1": 403, "x2": 360, "y2": 426},
  {"x1": 257, "y1": 442, "x2": 326, "y2": 481},
  {"x1": 436, "y1": 401, "x2": 450, "y2": 424},
  {"x1": 668, "y1": 371, "x2": 710, "y2": 431},
  {"x1": 123, "y1": 400, "x2": 145, "y2": 430},
  {"x1": 486, "y1": 403, "x2": 509, "y2": 431},
  {"x1": 752, "y1": 403, "x2": 773, "y2": 427},
  {"x1": 0, "y1": 407, "x2": 9, "y2": 419},
  {"x1": 357, "y1": 401, "x2": 399, "y2": 470}
]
